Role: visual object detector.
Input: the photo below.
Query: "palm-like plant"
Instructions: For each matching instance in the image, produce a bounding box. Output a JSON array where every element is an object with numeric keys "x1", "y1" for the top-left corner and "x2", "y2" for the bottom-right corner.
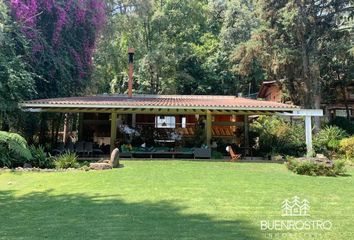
[{"x1": 0, "y1": 131, "x2": 32, "y2": 167}]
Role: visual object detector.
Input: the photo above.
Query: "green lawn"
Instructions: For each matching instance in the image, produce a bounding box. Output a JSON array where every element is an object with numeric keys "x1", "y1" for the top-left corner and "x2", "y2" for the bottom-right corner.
[{"x1": 0, "y1": 161, "x2": 353, "y2": 240}]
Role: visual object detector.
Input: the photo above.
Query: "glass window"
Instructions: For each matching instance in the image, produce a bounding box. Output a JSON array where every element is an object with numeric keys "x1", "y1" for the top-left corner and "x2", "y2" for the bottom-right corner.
[{"x1": 155, "y1": 116, "x2": 176, "y2": 128}]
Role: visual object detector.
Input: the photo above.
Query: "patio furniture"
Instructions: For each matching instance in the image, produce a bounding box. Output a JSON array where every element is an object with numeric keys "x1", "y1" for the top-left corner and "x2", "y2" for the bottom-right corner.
[
  {"x1": 226, "y1": 146, "x2": 241, "y2": 161},
  {"x1": 194, "y1": 148, "x2": 211, "y2": 159},
  {"x1": 119, "y1": 152, "x2": 133, "y2": 158},
  {"x1": 93, "y1": 148, "x2": 104, "y2": 156},
  {"x1": 75, "y1": 141, "x2": 85, "y2": 155},
  {"x1": 84, "y1": 142, "x2": 93, "y2": 156},
  {"x1": 66, "y1": 142, "x2": 75, "y2": 152}
]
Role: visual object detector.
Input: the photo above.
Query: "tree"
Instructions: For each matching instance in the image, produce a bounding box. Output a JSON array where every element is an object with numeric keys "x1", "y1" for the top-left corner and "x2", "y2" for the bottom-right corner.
[
  {"x1": 0, "y1": 0, "x2": 35, "y2": 130},
  {"x1": 231, "y1": 0, "x2": 353, "y2": 129},
  {"x1": 9, "y1": 0, "x2": 106, "y2": 98}
]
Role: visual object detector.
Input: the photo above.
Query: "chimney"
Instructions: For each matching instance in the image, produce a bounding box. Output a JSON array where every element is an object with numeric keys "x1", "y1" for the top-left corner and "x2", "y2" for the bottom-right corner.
[{"x1": 128, "y1": 48, "x2": 135, "y2": 98}]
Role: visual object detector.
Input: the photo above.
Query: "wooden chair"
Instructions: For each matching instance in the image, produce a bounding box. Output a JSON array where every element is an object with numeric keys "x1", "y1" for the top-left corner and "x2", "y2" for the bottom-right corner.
[{"x1": 227, "y1": 146, "x2": 241, "y2": 162}]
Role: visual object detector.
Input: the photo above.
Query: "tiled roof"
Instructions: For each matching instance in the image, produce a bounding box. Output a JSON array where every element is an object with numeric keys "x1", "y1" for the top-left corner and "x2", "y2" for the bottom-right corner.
[{"x1": 21, "y1": 94, "x2": 298, "y2": 111}]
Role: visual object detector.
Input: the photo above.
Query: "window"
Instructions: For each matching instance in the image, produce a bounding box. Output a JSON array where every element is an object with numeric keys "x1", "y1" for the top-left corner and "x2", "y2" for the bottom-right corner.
[
  {"x1": 155, "y1": 116, "x2": 176, "y2": 128},
  {"x1": 335, "y1": 109, "x2": 347, "y2": 117}
]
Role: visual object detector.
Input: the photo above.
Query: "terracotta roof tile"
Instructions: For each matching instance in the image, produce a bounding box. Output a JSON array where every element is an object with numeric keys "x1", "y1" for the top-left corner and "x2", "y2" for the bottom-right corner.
[{"x1": 22, "y1": 94, "x2": 298, "y2": 110}]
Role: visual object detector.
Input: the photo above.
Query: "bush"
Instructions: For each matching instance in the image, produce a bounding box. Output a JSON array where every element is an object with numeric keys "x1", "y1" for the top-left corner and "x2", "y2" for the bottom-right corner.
[
  {"x1": 28, "y1": 145, "x2": 55, "y2": 169},
  {"x1": 55, "y1": 152, "x2": 80, "y2": 169},
  {"x1": 339, "y1": 137, "x2": 354, "y2": 161},
  {"x1": 211, "y1": 151, "x2": 224, "y2": 159},
  {"x1": 250, "y1": 116, "x2": 306, "y2": 157},
  {"x1": 287, "y1": 158, "x2": 347, "y2": 176},
  {"x1": 313, "y1": 126, "x2": 347, "y2": 157},
  {"x1": 0, "y1": 131, "x2": 32, "y2": 168},
  {"x1": 329, "y1": 117, "x2": 354, "y2": 135}
]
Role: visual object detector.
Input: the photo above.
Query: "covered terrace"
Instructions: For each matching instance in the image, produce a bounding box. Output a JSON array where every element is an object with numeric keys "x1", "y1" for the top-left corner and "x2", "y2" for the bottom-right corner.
[{"x1": 21, "y1": 94, "x2": 323, "y2": 158}]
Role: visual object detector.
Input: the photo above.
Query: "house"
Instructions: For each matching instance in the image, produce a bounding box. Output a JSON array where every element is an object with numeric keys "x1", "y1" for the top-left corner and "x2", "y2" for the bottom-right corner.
[
  {"x1": 258, "y1": 80, "x2": 354, "y2": 121},
  {"x1": 21, "y1": 94, "x2": 322, "y2": 156},
  {"x1": 257, "y1": 81, "x2": 284, "y2": 103},
  {"x1": 324, "y1": 82, "x2": 354, "y2": 121},
  {"x1": 20, "y1": 50, "x2": 322, "y2": 157}
]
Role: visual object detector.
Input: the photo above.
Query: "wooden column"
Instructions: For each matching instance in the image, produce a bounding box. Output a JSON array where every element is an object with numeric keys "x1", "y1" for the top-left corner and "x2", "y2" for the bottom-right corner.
[
  {"x1": 78, "y1": 113, "x2": 83, "y2": 141},
  {"x1": 206, "y1": 111, "x2": 212, "y2": 147},
  {"x1": 63, "y1": 113, "x2": 68, "y2": 143},
  {"x1": 244, "y1": 115, "x2": 249, "y2": 155},
  {"x1": 132, "y1": 113, "x2": 136, "y2": 128},
  {"x1": 110, "y1": 112, "x2": 117, "y2": 153}
]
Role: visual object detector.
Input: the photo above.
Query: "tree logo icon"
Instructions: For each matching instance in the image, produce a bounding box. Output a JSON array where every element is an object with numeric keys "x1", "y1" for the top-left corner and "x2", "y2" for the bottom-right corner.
[{"x1": 282, "y1": 196, "x2": 310, "y2": 216}]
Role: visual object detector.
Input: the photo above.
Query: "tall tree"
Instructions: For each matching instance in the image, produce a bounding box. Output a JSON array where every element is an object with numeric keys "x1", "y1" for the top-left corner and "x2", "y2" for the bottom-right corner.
[
  {"x1": 231, "y1": 0, "x2": 353, "y2": 129},
  {"x1": 0, "y1": 0, "x2": 35, "y2": 130}
]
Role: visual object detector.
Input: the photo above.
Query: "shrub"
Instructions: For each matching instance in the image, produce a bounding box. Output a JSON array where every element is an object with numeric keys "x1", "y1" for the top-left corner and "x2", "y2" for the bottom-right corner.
[
  {"x1": 339, "y1": 137, "x2": 354, "y2": 161},
  {"x1": 250, "y1": 116, "x2": 306, "y2": 157},
  {"x1": 55, "y1": 152, "x2": 80, "y2": 169},
  {"x1": 0, "y1": 131, "x2": 32, "y2": 167},
  {"x1": 287, "y1": 158, "x2": 347, "y2": 176},
  {"x1": 211, "y1": 151, "x2": 224, "y2": 159},
  {"x1": 313, "y1": 126, "x2": 347, "y2": 157},
  {"x1": 28, "y1": 145, "x2": 55, "y2": 169},
  {"x1": 329, "y1": 117, "x2": 354, "y2": 135}
]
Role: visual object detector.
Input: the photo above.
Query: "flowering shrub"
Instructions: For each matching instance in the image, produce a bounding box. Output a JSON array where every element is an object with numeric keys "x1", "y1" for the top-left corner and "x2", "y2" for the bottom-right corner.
[
  {"x1": 9, "y1": 0, "x2": 106, "y2": 96},
  {"x1": 339, "y1": 137, "x2": 354, "y2": 161}
]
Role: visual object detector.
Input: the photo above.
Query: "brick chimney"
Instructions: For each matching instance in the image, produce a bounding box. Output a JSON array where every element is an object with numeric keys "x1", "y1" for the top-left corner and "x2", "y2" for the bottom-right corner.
[{"x1": 128, "y1": 48, "x2": 135, "y2": 98}]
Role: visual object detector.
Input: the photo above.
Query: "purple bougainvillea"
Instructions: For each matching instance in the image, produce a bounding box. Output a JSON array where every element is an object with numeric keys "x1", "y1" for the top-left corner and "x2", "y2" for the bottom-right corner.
[{"x1": 9, "y1": 0, "x2": 106, "y2": 84}]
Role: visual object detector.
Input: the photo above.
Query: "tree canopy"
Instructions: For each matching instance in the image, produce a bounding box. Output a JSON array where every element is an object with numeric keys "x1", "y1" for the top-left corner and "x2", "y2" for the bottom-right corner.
[{"x1": 0, "y1": 0, "x2": 353, "y2": 133}]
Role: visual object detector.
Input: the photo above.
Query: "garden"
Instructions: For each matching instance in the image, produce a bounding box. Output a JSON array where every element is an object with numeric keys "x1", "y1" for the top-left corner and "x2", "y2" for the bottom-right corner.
[
  {"x1": 1, "y1": 161, "x2": 353, "y2": 239},
  {"x1": 1, "y1": 0, "x2": 354, "y2": 239}
]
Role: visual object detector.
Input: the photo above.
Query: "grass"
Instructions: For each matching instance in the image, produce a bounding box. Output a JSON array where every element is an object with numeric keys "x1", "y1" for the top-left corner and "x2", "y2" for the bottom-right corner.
[{"x1": 0, "y1": 161, "x2": 353, "y2": 240}]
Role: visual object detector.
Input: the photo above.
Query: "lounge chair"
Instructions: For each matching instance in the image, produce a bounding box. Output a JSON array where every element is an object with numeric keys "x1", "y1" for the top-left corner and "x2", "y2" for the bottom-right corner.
[
  {"x1": 75, "y1": 141, "x2": 85, "y2": 156},
  {"x1": 227, "y1": 146, "x2": 241, "y2": 161}
]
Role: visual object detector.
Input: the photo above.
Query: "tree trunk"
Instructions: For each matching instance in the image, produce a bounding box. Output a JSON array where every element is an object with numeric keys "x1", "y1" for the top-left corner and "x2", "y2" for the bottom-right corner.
[
  {"x1": 312, "y1": 63, "x2": 322, "y2": 132},
  {"x1": 343, "y1": 87, "x2": 351, "y2": 120}
]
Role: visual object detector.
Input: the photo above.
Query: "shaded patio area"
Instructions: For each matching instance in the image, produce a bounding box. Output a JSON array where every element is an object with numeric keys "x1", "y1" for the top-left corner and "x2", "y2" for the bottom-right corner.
[{"x1": 21, "y1": 94, "x2": 322, "y2": 158}]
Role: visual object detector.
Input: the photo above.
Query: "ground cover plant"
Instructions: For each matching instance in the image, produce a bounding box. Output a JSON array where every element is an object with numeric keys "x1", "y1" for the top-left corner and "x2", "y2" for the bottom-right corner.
[
  {"x1": 0, "y1": 161, "x2": 353, "y2": 240},
  {"x1": 286, "y1": 158, "x2": 347, "y2": 176}
]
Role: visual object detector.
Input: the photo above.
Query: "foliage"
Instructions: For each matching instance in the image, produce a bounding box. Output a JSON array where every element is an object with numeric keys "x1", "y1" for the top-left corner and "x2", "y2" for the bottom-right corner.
[
  {"x1": 0, "y1": 0, "x2": 35, "y2": 129},
  {"x1": 54, "y1": 152, "x2": 79, "y2": 169},
  {"x1": 0, "y1": 131, "x2": 32, "y2": 167},
  {"x1": 287, "y1": 158, "x2": 347, "y2": 177},
  {"x1": 28, "y1": 145, "x2": 55, "y2": 168},
  {"x1": 92, "y1": 0, "x2": 253, "y2": 96},
  {"x1": 9, "y1": 0, "x2": 106, "y2": 98},
  {"x1": 211, "y1": 151, "x2": 224, "y2": 160},
  {"x1": 250, "y1": 116, "x2": 305, "y2": 157},
  {"x1": 339, "y1": 137, "x2": 354, "y2": 161},
  {"x1": 193, "y1": 120, "x2": 206, "y2": 148},
  {"x1": 228, "y1": 0, "x2": 353, "y2": 137},
  {"x1": 313, "y1": 126, "x2": 347, "y2": 157},
  {"x1": 329, "y1": 117, "x2": 354, "y2": 135}
]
